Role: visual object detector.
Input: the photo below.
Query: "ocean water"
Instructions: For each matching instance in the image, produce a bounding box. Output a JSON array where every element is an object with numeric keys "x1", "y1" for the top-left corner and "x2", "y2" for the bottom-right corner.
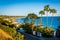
[{"x1": 16, "y1": 16, "x2": 60, "y2": 30}]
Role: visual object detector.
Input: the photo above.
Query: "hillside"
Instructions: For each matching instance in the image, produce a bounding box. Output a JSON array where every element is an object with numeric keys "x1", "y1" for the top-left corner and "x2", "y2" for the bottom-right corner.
[
  {"x1": 0, "y1": 17, "x2": 24, "y2": 40},
  {"x1": 0, "y1": 29, "x2": 12, "y2": 40}
]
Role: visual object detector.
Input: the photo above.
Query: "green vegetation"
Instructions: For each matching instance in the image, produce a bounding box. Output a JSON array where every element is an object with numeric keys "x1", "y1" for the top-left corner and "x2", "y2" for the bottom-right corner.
[
  {"x1": 22, "y1": 5, "x2": 56, "y2": 37},
  {"x1": 40, "y1": 27, "x2": 53, "y2": 37},
  {"x1": 0, "y1": 17, "x2": 24, "y2": 40},
  {"x1": 44, "y1": 5, "x2": 50, "y2": 27},
  {"x1": 0, "y1": 24, "x2": 16, "y2": 37},
  {"x1": 0, "y1": 5, "x2": 58, "y2": 38},
  {"x1": 39, "y1": 5, "x2": 57, "y2": 27},
  {"x1": 27, "y1": 13, "x2": 38, "y2": 24},
  {"x1": 21, "y1": 23, "x2": 32, "y2": 34},
  {"x1": 39, "y1": 10, "x2": 45, "y2": 26},
  {"x1": 20, "y1": 23, "x2": 53, "y2": 37},
  {"x1": 26, "y1": 13, "x2": 38, "y2": 33},
  {"x1": 50, "y1": 9, "x2": 56, "y2": 27}
]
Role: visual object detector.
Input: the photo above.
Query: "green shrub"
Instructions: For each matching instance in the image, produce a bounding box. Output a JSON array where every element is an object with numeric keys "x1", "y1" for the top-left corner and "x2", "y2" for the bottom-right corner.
[
  {"x1": 21, "y1": 24, "x2": 32, "y2": 34},
  {"x1": 14, "y1": 32, "x2": 24, "y2": 40},
  {"x1": 0, "y1": 24, "x2": 16, "y2": 36},
  {"x1": 0, "y1": 18, "x2": 24, "y2": 40},
  {"x1": 38, "y1": 27, "x2": 53, "y2": 37}
]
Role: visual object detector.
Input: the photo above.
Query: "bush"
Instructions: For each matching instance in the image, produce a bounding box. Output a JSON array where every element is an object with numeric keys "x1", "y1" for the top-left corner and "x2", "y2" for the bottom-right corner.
[
  {"x1": 14, "y1": 32, "x2": 24, "y2": 40},
  {"x1": 0, "y1": 24, "x2": 16, "y2": 37},
  {"x1": 0, "y1": 24, "x2": 24, "y2": 40},
  {"x1": 38, "y1": 27, "x2": 53, "y2": 37},
  {"x1": 0, "y1": 18, "x2": 24, "y2": 40},
  {"x1": 20, "y1": 24, "x2": 32, "y2": 34}
]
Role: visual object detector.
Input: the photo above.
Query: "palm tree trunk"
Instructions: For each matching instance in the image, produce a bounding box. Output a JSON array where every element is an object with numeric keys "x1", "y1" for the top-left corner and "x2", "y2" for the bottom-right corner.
[
  {"x1": 40, "y1": 17, "x2": 41, "y2": 26},
  {"x1": 46, "y1": 12, "x2": 48, "y2": 27},
  {"x1": 50, "y1": 13, "x2": 53, "y2": 27},
  {"x1": 40, "y1": 14, "x2": 42, "y2": 26}
]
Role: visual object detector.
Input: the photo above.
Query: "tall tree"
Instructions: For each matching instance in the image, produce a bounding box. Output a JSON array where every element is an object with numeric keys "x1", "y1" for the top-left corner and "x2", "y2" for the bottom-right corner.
[
  {"x1": 39, "y1": 10, "x2": 45, "y2": 26},
  {"x1": 27, "y1": 13, "x2": 38, "y2": 32},
  {"x1": 44, "y1": 5, "x2": 50, "y2": 27},
  {"x1": 50, "y1": 9, "x2": 56, "y2": 27},
  {"x1": 27, "y1": 13, "x2": 38, "y2": 24}
]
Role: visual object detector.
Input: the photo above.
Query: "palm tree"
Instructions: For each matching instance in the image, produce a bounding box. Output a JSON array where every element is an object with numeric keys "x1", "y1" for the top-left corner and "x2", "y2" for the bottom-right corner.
[
  {"x1": 39, "y1": 10, "x2": 45, "y2": 26},
  {"x1": 44, "y1": 5, "x2": 50, "y2": 27},
  {"x1": 50, "y1": 9, "x2": 57, "y2": 27}
]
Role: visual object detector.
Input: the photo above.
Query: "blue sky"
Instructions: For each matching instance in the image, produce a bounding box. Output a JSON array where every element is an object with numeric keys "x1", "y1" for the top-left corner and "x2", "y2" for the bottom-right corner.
[{"x1": 0, "y1": 0, "x2": 60, "y2": 16}]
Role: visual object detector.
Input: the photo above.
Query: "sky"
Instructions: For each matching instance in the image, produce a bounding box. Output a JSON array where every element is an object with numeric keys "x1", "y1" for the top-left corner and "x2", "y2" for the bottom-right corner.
[{"x1": 0, "y1": 0, "x2": 60, "y2": 16}]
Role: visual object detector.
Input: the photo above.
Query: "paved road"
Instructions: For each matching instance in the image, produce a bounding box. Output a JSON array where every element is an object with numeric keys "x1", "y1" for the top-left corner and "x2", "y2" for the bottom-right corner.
[
  {"x1": 22, "y1": 33, "x2": 39, "y2": 40},
  {"x1": 20, "y1": 32, "x2": 60, "y2": 40}
]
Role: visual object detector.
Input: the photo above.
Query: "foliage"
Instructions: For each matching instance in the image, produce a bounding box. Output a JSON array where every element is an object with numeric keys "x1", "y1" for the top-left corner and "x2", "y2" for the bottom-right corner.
[
  {"x1": 0, "y1": 24, "x2": 24, "y2": 40},
  {"x1": 0, "y1": 18, "x2": 12, "y2": 26},
  {"x1": 39, "y1": 10, "x2": 45, "y2": 15},
  {"x1": 27, "y1": 13, "x2": 38, "y2": 23},
  {"x1": 0, "y1": 18, "x2": 24, "y2": 40},
  {"x1": 1, "y1": 20, "x2": 12, "y2": 26},
  {"x1": 27, "y1": 13, "x2": 37, "y2": 19},
  {"x1": 0, "y1": 24, "x2": 16, "y2": 36},
  {"x1": 21, "y1": 24, "x2": 32, "y2": 34},
  {"x1": 0, "y1": 18, "x2": 20, "y2": 28},
  {"x1": 50, "y1": 9, "x2": 56, "y2": 14},
  {"x1": 0, "y1": 4, "x2": 57, "y2": 38},
  {"x1": 39, "y1": 10, "x2": 45, "y2": 25},
  {"x1": 39, "y1": 27, "x2": 53, "y2": 37},
  {"x1": 14, "y1": 32, "x2": 24, "y2": 40},
  {"x1": 44, "y1": 5, "x2": 50, "y2": 12}
]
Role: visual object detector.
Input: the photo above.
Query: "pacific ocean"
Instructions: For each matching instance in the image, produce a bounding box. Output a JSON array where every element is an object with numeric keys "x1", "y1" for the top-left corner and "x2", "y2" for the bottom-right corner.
[{"x1": 16, "y1": 16, "x2": 60, "y2": 30}]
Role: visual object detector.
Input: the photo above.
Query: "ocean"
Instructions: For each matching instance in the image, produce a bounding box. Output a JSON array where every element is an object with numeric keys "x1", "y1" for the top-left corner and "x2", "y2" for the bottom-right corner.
[{"x1": 16, "y1": 16, "x2": 60, "y2": 30}]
